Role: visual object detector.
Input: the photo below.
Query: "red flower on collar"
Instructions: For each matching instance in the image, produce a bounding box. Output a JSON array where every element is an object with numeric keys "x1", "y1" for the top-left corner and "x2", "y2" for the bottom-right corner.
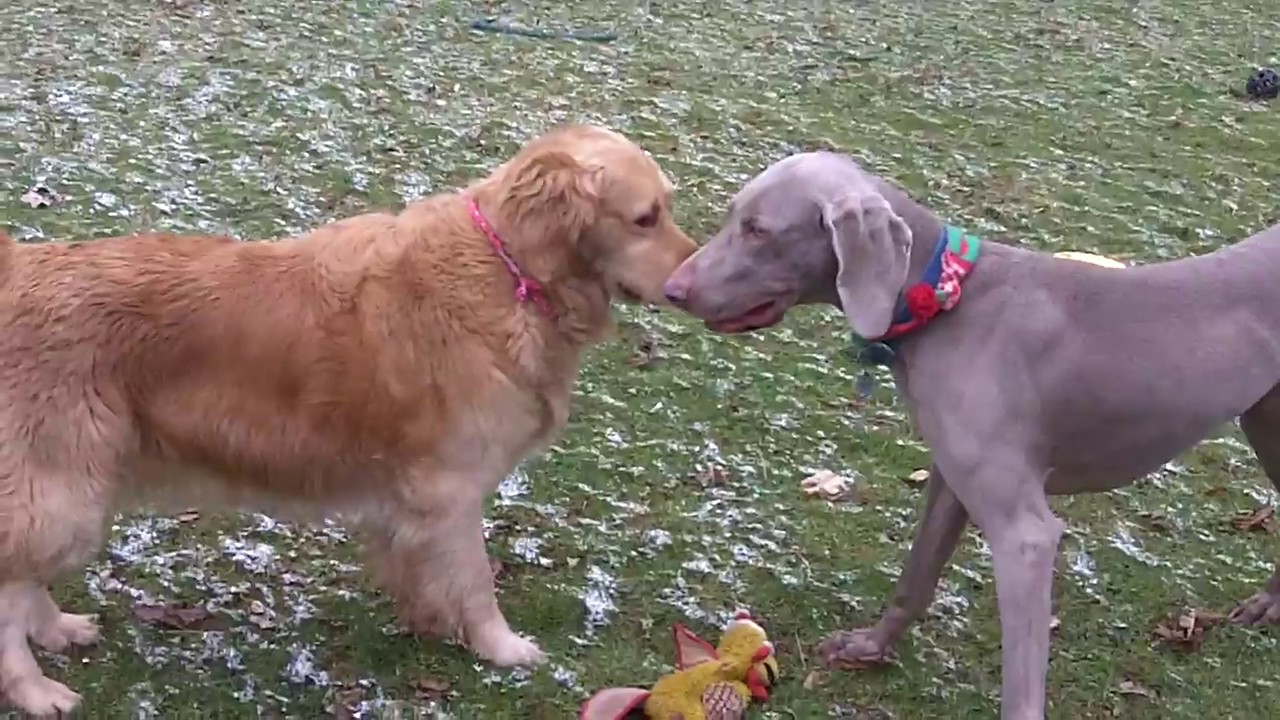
[{"x1": 904, "y1": 283, "x2": 942, "y2": 320}]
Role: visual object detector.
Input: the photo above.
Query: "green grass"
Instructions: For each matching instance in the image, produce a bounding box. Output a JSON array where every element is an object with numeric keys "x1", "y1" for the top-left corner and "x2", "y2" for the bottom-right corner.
[{"x1": 3, "y1": 0, "x2": 1279, "y2": 717}]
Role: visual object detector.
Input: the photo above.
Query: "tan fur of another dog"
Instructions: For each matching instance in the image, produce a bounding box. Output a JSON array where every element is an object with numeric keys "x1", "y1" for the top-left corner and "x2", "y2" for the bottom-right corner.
[{"x1": 0, "y1": 124, "x2": 697, "y2": 716}]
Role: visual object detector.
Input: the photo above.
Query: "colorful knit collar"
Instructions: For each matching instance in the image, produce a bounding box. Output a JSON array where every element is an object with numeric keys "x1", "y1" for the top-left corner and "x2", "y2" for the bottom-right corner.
[{"x1": 852, "y1": 226, "x2": 981, "y2": 367}]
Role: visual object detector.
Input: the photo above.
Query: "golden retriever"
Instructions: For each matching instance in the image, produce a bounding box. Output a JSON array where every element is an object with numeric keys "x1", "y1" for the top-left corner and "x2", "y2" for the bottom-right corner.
[{"x1": 0, "y1": 124, "x2": 697, "y2": 716}]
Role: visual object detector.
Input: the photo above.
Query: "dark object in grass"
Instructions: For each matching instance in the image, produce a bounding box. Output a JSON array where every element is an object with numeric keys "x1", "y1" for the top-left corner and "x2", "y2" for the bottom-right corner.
[
  {"x1": 848, "y1": 336, "x2": 895, "y2": 398},
  {"x1": 468, "y1": 16, "x2": 619, "y2": 43},
  {"x1": 850, "y1": 337, "x2": 896, "y2": 367},
  {"x1": 1246, "y1": 67, "x2": 1278, "y2": 101}
]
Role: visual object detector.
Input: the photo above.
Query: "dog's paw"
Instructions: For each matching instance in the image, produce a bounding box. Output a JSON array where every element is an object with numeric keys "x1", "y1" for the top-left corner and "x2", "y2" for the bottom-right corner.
[
  {"x1": 1229, "y1": 590, "x2": 1280, "y2": 625},
  {"x1": 478, "y1": 632, "x2": 547, "y2": 668},
  {"x1": 817, "y1": 628, "x2": 896, "y2": 670},
  {"x1": 31, "y1": 613, "x2": 101, "y2": 653},
  {"x1": 4, "y1": 675, "x2": 83, "y2": 717}
]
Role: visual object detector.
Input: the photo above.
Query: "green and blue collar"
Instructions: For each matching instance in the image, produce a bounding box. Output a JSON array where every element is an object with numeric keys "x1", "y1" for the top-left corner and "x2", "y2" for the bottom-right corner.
[{"x1": 851, "y1": 225, "x2": 982, "y2": 368}]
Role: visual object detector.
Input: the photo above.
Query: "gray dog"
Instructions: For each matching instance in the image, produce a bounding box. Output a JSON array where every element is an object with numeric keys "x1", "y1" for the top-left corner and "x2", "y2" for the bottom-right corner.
[{"x1": 662, "y1": 151, "x2": 1280, "y2": 719}]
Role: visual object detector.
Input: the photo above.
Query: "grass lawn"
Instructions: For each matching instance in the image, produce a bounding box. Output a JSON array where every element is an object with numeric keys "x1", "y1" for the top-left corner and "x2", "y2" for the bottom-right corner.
[{"x1": 3, "y1": 0, "x2": 1279, "y2": 717}]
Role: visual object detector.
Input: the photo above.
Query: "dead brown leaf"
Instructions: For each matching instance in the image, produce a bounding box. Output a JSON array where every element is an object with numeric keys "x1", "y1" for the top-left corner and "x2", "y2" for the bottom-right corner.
[
  {"x1": 1230, "y1": 505, "x2": 1276, "y2": 533},
  {"x1": 247, "y1": 599, "x2": 275, "y2": 629},
  {"x1": 691, "y1": 465, "x2": 731, "y2": 488},
  {"x1": 626, "y1": 334, "x2": 662, "y2": 368},
  {"x1": 416, "y1": 676, "x2": 452, "y2": 700},
  {"x1": 802, "y1": 670, "x2": 828, "y2": 690},
  {"x1": 1153, "y1": 609, "x2": 1226, "y2": 652},
  {"x1": 904, "y1": 468, "x2": 930, "y2": 486},
  {"x1": 801, "y1": 470, "x2": 857, "y2": 502},
  {"x1": 1203, "y1": 484, "x2": 1229, "y2": 497},
  {"x1": 326, "y1": 683, "x2": 367, "y2": 720},
  {"x1": 133, "y1": 602, "x2": 228, "y2": 631},
  {"x1": 1135, "y1": 511, "x2": 1172, "y2": 533}
]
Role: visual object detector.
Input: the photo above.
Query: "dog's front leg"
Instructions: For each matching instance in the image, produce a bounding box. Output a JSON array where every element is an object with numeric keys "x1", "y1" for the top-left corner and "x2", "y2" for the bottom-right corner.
[
  {"x1": 819, "y1": 467, "x2": 969, "y2": 667},
  {"x1": 960, "y1": 461, "x2": 1063, "y2": 720},
  {"x1": 368, "y1": 484, "x2": 545, "y2": 668},
  {"x1": 1231, "y1": 398, "x2": 1280, "y2": 624}
]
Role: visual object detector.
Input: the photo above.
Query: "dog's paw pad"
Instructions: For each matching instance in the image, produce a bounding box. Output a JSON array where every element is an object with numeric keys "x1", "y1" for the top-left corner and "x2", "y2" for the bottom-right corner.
[{"x1": 6, "y1": 675, "x2": 82, "y2": 716}]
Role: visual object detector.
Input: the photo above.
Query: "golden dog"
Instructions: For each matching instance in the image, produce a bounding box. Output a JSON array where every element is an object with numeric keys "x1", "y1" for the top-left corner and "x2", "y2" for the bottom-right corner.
[{"x1": 0, "y1": 124, "x2": 697, "y2": 716}]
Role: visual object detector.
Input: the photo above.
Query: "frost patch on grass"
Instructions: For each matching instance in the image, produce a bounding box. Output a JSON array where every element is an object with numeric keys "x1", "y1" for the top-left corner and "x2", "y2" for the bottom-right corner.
[
  {"x1": 930, "y1": 580, "x2": 973, "y2": 635},
  {"x1": 284, "y1": 643, "x2": 331, "y2": 686},
  {"x1": 128, "y1": 683, "x2": 160, "y2": 720},
  {"x1": 221, "y1": 536, "x2": 279, "y2": 574},
  {"x1": 551, "y1": 664, "x2": 582, "y2": 691},
  {"x1": 657, "y1": 575, "x2": 715, "y2": 623},
  {"x1": 581, "y1": 565, "x2": 619, "y2": 634},
  {"x1": 1067, "y1": 546, "x2": 1105, "y2": 601},
  {"x1": 496, "y1": 469, "x2": 532, "y2": 504},
  {"x1": 108, "y1": 517, "x2": 177, "y2": 565},
  {"x1": 511, "y1": 535, "x2": 553, "y2": 567},
  {"x1": 73, "y1": 511, "x2": 374, "y2": 712},
  {"x1": 1109, "y1": 524, "x2": 1164, "y2": 567},
  {"x1": 643, "y1": 528, "x2": 673, "y2": 549}
]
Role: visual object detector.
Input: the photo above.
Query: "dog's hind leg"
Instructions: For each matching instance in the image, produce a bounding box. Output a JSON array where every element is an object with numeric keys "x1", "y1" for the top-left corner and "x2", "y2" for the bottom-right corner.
[
  {"x1": 0, "y1": 583, "x2": 84, "y2": 716},
  {"x1": 1, "y1": 493, "x2": 107, "y2": 658},
  {"x1": 0, "y1": 446, "x2": 114, "y2": 714},
  {"x1": 819, "y1": 466, "x2": 969, "y2": 667},
  {"x1": 366, "y1": 472, "x2": 545, "y2": 668},
  {"x1": 1231, "y1": 383, "x2": 1280, "y2": 625}
]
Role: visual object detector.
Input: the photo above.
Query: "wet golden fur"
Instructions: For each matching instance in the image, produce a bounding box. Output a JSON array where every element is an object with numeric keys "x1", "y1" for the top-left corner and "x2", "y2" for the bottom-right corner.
[{"x1": 0, "y1": 124, "x2": 697, "y2": 716}]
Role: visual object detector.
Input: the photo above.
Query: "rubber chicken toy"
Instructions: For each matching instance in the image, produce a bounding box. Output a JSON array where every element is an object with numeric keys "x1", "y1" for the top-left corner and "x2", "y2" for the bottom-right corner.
[{"x1": 580, "y1": 611, "x2": 779, "y2": 720}]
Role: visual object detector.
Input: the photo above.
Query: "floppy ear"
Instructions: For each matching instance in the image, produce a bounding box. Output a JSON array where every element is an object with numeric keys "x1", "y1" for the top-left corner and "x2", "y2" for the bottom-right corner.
[
  {"x1": 502, "y1": 149, "x2": 602, "y2": 240},
  {"x1": 825, "y1": 190, "x2": 913, "y2": 338}
]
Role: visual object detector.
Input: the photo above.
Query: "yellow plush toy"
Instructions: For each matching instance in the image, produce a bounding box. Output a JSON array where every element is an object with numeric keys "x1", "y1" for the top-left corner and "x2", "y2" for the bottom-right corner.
[{"x1": 580, "y1": 611, "x2": 779, "y2": 720}]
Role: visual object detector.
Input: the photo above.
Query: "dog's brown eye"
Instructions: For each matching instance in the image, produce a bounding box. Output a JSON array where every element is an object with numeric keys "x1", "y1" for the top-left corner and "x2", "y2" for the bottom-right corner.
[{"x1": 635, "y1": 204, "x2": 660, "y2": 228}]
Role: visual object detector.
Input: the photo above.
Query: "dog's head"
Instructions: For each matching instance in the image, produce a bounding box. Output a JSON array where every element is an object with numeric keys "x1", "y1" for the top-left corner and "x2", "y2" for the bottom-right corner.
[
  {"x1": 479, "y1": 125, "x2": 697, "y2": 306},
  {"x1": 663, "y1": 152, "x2": 913, "y2": 338}
]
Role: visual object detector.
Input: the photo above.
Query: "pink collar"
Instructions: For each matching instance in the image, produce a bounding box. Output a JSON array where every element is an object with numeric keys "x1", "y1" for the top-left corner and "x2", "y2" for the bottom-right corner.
[{"x1": 466, "y1": 197, "x2": 552, "y2": 316}]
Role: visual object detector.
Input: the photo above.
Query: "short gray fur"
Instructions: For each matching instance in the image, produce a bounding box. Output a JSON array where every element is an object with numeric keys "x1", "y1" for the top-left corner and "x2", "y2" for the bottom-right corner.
[{"x1": 662, "y1": 151, "x2": 1280, "y2": 720}]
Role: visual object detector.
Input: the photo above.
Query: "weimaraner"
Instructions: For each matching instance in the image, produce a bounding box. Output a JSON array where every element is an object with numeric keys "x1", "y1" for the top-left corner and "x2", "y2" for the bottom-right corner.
[{"x1": 661, "y1": 151, "x2": 1280, "y2": 719}]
